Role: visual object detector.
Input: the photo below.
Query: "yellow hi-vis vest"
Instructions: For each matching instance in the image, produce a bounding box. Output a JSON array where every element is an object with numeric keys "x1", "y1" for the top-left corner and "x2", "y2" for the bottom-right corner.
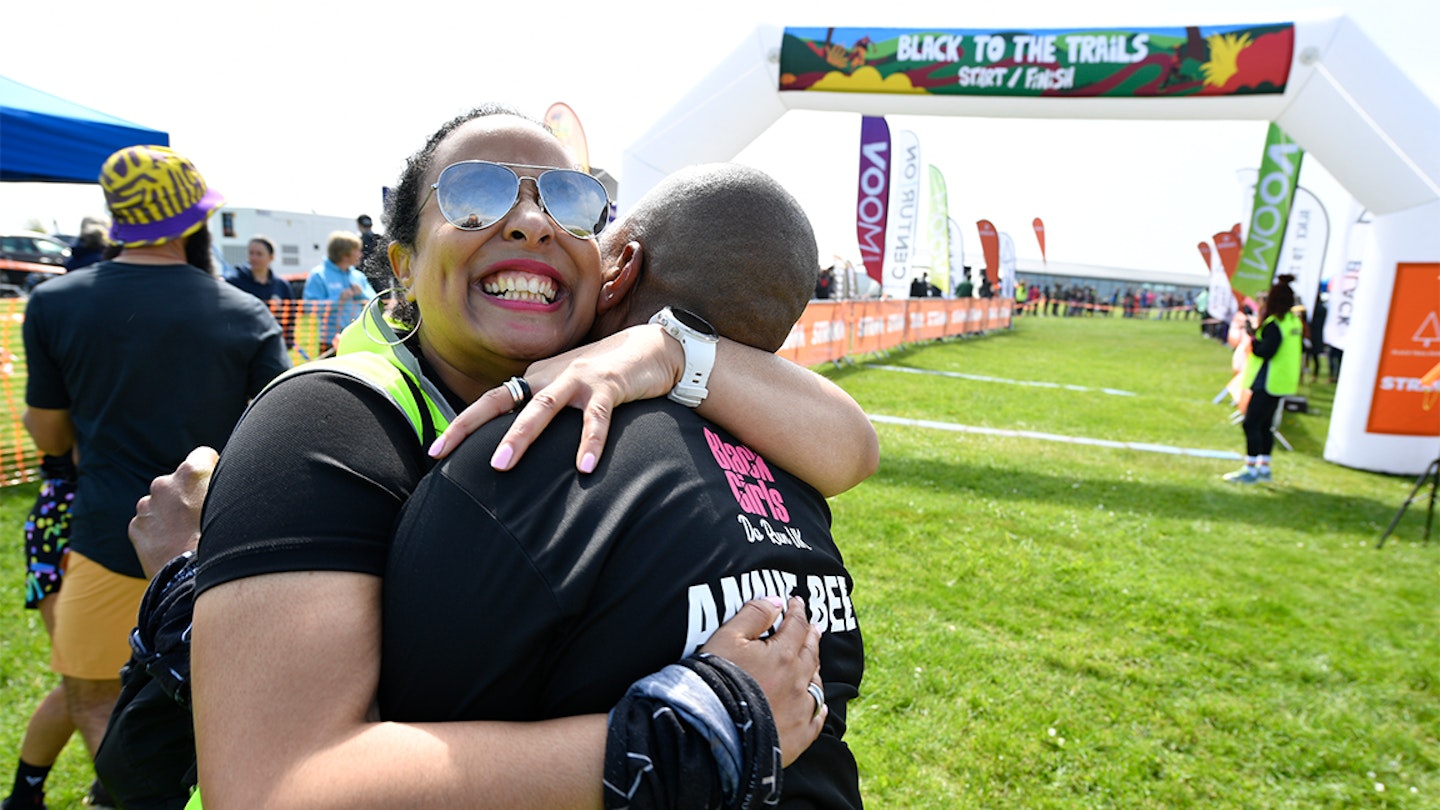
[
  {"x1": 1242, "y1": 311, "x2": 1303, "y2": 396},
  {"x1": 259, "y1": 303, "x2": 456, "y2": 445}
]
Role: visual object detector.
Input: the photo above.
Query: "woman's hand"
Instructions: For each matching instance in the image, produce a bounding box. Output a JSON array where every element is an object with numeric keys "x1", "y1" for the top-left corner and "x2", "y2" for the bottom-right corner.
[
  {"x1": 700, "y1": 596, "x2": 825, "y2": 767},
  {"x1": 428, "y1": 324, "x2": 680, "y2": 472}
]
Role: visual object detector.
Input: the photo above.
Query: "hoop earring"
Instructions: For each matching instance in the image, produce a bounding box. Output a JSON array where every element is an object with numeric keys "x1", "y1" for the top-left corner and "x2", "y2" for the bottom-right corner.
[{"x1": 360, "y1": 287, "x2": 422, "y2": 347}]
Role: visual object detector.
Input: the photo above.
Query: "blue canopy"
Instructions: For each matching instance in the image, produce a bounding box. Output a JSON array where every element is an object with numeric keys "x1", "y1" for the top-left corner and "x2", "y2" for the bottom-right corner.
[{"x1": 0, "y1": 75, "x2": 169, "y2": 184}]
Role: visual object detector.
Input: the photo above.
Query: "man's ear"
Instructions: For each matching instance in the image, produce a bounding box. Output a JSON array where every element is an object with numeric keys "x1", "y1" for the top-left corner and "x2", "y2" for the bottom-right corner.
[{"x1": 596, "y1": 240, "x2": 643, "y2": 316}]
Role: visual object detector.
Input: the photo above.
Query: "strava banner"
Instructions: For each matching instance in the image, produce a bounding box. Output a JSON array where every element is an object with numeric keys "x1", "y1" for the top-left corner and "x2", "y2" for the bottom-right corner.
[
  {"x1": 884, "y1": 129, "x2": 923, "y2": 299},
  {"x1": 1367, "y1": 263, "x2": 1440, "y2": 436},
  {"x1": 977, "y1": 219, "x2": 1001, "y2": 286},
  {"x1": 778, "y1": 24, "x2": 1293, "y2": 97},
  {"x1": 1033, "y1": 217, "x2": 1047, "y2": 263},
  {"x1": 927, "y1": 165, "x2": 951, "y2": 296},
  {"x1": 856, "y1": 116, "x2": 892, "y2": 286},
  {"x1": 1234, "y1": 122, "x2": 1304, "y2": 299}
]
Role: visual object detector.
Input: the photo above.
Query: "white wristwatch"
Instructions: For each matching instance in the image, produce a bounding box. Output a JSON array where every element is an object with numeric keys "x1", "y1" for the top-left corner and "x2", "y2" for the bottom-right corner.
[{"x1": 650, "y1": 306, "x2": 719, "y2": 407}]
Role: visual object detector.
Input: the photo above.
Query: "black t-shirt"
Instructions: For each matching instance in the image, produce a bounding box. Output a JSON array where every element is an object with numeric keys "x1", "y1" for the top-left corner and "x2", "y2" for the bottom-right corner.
[
  {"x1": 193, "y1": 358, "x2": 465, "y2": 594},
  {"x1": 379, "y1": 401, "x2": 865, "y2": 809},
  {"x1": 24, "y1": 261, "x2": 291, "y2": 577}
]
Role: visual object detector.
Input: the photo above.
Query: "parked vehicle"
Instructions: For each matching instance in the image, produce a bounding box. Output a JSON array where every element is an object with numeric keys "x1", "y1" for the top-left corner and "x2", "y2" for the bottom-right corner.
[{"x1": 0, "y1": 232, "x2": 70, "y2": 290}]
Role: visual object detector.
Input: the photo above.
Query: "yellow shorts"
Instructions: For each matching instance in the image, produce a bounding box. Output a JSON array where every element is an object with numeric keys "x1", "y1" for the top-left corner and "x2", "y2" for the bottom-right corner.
[{"x1": 51, "y1": 550, "x2": 148, "y2": 681}]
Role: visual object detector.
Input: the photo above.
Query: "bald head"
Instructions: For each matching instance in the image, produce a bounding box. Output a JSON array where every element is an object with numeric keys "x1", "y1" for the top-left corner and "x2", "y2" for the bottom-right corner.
[{"x1": 604, "y1": 164, "x2": 818, "y2": 352}]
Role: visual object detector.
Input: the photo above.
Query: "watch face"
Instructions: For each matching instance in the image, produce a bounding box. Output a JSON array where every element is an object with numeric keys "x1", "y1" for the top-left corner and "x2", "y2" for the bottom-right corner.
[{"x1": 671, "y1": 307, "x2": 719, "y2": 338}]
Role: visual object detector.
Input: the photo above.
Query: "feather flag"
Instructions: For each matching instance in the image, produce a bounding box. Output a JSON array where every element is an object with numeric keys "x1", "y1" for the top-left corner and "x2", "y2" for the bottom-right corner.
[
  {"x1": 1234, "y1": 122, "x2": 1304, "y2": 299},
  {"x1": 927, "y1": 165, "x2": 950, "y2": 296},
  {"x1": 544, "y1": 102, "x2": 590, "y2": 173},
  {"x1": 855, "y1": 116, "x2": 891, "y2": 287},
  {"x1": 883, "y1": 129, "x2": 922, "y2": 299},
  {"x1": 977, "y1": 219, "x2": 1001, "y2": 287}
]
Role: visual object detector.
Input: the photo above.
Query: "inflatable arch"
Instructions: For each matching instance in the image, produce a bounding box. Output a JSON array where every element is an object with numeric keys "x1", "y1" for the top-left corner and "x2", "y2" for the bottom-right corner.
[{"x1": 620, "y1": 14, "x2": 1440, "y2": 476}]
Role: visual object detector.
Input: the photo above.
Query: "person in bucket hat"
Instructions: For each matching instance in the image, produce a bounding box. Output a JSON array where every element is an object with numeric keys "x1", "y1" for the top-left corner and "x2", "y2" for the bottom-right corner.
[{"x1": 18, "y1": 144, "x2": 290, "y2": 806}]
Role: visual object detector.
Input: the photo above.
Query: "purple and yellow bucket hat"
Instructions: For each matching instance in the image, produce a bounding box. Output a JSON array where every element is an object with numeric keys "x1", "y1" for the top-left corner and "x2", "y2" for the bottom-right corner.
[{"x1": 100, "y1": 145, "x2": 225, "y2": 247}]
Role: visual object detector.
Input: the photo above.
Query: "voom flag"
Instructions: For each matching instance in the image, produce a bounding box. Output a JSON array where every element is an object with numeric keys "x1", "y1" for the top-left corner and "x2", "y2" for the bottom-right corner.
[{"x1": 856, "y1": 116, "x2": 891, "y2": 286}]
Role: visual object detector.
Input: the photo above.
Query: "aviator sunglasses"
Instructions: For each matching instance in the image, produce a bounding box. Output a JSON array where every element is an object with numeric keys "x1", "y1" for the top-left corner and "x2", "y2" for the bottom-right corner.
[{"x1": 422, "y1": 160, "x2": 611, "y2": 239}]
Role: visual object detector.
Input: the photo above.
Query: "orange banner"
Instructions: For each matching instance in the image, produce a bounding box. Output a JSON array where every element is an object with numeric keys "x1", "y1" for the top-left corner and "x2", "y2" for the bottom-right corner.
[
  {"x1": 1197, "y1": 241, "x2": 1212, "y2": 271},
  {"x1": 1032, "y1": 217, "x2": 1047, "y2": 263},
  {"x1": 977, "y1": 219, "x2": 1001, "y2": 286},
  {"x1": 1213, "y1": 229, "x2": 1241, "y2": 278},
  {"x1": 1213, "y1": 227, "x2": 1245, "y2": 307},
  {"x1": 1367, "y1": 262, "x2": 1440, "y2": 436}
]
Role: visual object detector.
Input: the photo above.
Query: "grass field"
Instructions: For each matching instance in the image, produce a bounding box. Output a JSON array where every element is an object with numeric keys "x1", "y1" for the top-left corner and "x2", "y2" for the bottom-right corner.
[{"x1": 1, "y1": 313, "x2": 1436, "y2": 808}]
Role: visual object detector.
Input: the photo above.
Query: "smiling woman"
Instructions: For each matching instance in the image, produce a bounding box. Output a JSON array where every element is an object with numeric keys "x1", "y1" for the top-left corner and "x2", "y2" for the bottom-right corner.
[{"x1": 176, "y1": 103, "x2": 876, "y2": 809}]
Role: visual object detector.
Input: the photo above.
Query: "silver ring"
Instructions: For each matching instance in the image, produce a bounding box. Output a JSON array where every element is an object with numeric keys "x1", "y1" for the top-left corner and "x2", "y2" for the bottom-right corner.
[
  {"x1": 807, "y1": 682, "x2": 825, "y2": 718},
  {"x1": 502, "y1": 376, "x2": 531, "y2": 412}
]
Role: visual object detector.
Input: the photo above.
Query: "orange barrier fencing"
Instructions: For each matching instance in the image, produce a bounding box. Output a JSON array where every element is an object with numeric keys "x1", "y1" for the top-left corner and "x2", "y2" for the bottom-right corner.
[
  {"x1": 777, "y1": 297, "x2": 1013, "y2": 366},
  {"x1": 0, "y1": 296, "x2": 1013, "y2": 486}
]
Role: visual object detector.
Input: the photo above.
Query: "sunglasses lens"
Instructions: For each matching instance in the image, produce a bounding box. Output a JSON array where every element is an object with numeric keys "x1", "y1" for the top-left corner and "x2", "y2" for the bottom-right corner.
[
  {"x1": 435, "y1": 162, "x2": 520, "y2": 230},
  {"x1": 537, "y1": 170, "x2": 611, "y2": 237}
]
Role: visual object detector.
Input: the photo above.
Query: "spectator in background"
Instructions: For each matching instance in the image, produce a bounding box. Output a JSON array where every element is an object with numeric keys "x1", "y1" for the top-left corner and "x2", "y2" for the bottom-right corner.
[
  {"x1": 64, "y1": 217, "x2": 110, "y2": 271},
  {"x1": 225, "y1": 236, "x2": 296, "y2": 348},
  {"x1": 1309, "y1": 292, "x2": 1331, "y2": 383},
  {"x1": 814, "y1": 264, "x2": 834, "y2": 299},
  {"x1": 356, "y1": 214, "x2": 392, "y2": 294},
  {"x1": 223, "y1": 237, "x2": 292, "y2": 303},
  {"x1": 955, "y1": 267, "x2": 974, "y2": 299},
  {"x1": 357, "y1": 214, "x2": 380, "y2": 265},
  {"x1": 20, "y1": 145, "x2": 290, "y2": 805},
  {"x1": 909, "y1": 274, "x2": 927, "y2": 298},
  {"x1": 303, "y1": 230, "x2": 374, "y2": 352}
]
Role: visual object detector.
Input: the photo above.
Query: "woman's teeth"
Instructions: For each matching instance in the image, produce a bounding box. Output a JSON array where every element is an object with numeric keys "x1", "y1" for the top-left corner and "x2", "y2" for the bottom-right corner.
[{"x1": 482, "y1": 272, "x2": 557, "y2": 304}]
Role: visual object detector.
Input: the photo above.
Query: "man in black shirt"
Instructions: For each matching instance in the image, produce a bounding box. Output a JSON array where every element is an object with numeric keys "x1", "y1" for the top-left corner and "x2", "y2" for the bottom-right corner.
[{"x1": 380, "y1": 164, "x2": 864, "y2": 808}]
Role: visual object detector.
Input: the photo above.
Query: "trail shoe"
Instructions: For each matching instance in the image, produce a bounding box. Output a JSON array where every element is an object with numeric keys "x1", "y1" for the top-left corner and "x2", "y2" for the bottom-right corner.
[
  {"x1": 1254, "y1": 468, "x2": 1273, "y2": 483},
  {"x1": 1223, "y1": 467, "x2": 1262, "y2": 484},
  {"x1": 3, "y1": 795, "x2": 49, "y2": 810}
]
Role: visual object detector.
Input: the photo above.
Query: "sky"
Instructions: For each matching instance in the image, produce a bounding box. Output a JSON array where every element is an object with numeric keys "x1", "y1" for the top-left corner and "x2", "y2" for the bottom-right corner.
[{"x1": 1, "y1": 0, "x2": 1435, "y2": 283}]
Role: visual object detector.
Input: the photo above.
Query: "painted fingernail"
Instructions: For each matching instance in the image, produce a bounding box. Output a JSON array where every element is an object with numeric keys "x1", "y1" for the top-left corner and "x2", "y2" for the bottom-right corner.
[
  {"x1": 427, "y1": 436, "x2": 447, "y2": 458},
  {"x1": 491, "y1": 443, "x2": 514, "y2": 470},
  {"x1": 763, "y1": 595, "x2": 785, "y2": 609},
  {"x1": 579, "y1": 452, "x2": 597, "y2": 474}
]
